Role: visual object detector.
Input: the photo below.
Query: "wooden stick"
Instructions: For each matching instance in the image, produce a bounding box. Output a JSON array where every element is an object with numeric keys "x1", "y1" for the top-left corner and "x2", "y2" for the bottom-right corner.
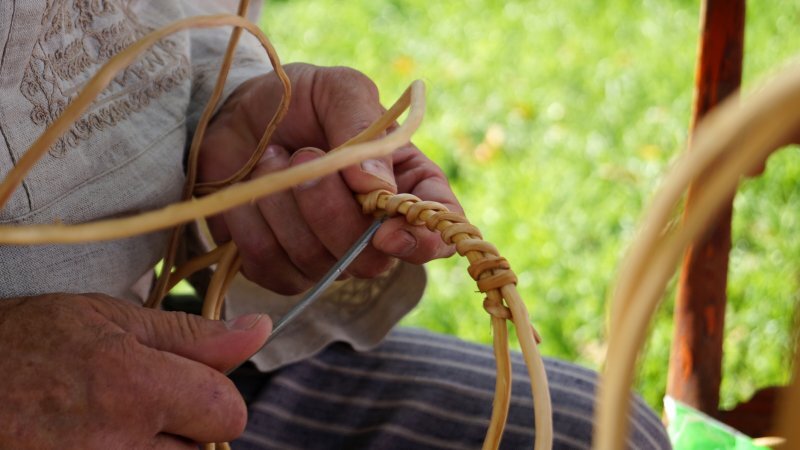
[{"x1": 668, "y1": 0, "x2": 745, "y2": 415}]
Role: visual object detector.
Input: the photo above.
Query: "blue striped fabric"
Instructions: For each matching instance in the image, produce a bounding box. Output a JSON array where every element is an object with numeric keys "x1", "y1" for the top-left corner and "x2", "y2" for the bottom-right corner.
[{"x1": 231, "y1": 328, "x2": 670, "y2": 449}]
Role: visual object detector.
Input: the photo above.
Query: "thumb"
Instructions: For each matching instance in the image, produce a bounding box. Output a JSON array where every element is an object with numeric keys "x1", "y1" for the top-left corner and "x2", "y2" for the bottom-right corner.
[
  {"x1": 118, "y1": 305, "x2": 271, "y2": 372},
  {"x1": 341, "y1": 156, "x2": 397, "y2": 194}
]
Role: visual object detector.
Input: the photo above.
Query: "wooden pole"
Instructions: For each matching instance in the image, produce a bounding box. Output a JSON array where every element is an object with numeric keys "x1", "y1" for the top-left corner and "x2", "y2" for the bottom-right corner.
[{"x1": 666, "y1": 0, "x2": 745, "y2": 415}]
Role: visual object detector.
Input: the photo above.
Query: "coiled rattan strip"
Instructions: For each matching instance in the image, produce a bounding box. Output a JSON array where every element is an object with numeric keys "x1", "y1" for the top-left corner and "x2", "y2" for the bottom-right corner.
[{"x1": 359, "y1": 190, "x2": 552, "y2": 450}]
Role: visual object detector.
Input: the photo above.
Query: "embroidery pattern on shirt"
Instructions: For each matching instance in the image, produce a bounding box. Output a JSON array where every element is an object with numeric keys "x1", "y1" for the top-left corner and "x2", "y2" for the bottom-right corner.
[{"x1": 20, "y1": 0, "x2": 190, "y2": 154}]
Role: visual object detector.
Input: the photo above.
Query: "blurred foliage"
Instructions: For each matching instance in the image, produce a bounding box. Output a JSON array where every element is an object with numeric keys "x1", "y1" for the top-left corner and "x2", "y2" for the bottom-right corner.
[{"x1": 259, "y1": 0, "x2": 800, "y2": 411}]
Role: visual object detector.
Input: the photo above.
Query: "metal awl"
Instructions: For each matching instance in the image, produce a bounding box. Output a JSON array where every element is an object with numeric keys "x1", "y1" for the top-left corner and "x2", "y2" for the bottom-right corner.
[{"x1": 227, "y1": 217, "x2": 384, "y2": 375}]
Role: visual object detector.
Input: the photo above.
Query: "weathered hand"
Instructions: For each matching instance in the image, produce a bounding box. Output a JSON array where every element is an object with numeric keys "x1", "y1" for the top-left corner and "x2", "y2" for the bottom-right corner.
[
  {"x1": 200, "y1": 63, "x2": 461, "y2": 294},
  {"x1": 0, "y1": 293, "x2": 270, "y2": 448}
]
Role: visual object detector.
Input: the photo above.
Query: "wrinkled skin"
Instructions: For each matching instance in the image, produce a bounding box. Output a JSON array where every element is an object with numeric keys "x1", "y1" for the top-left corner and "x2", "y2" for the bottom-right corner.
[
  {"x1": 199, "y1": 63, "x2": 463, "y2": 294},
  {"x1": 0, "y1": 293, "x2": 270, "y2": 448}
]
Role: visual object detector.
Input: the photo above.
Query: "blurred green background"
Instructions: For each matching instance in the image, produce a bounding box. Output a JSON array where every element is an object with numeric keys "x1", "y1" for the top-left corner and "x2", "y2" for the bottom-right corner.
[{"x1": 259, "y1": 0, "x2": 800, "y2": 412}]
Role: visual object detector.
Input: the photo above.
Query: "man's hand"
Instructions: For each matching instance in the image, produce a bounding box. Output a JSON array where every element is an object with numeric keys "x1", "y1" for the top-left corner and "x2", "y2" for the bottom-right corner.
[
  {"x1": 199, "y1": 63, "x2": 462, "y2": 294},
  {"x1": 0, "y1": 293, "x2": 270, "y2": 448}
]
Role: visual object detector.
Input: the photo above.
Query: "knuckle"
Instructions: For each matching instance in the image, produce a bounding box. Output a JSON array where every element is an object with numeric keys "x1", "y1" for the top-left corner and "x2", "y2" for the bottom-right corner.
[
  {"x1": 115, "y1": 330, "x2": 143, "y2": 354},
  {"x1": 240, "y1": 261, "x2": 312, "y2": 295},
  {"x1": 346, "y1": 117, "x2": 382, "y2": 138},
  {"x1": 427, "y1": 230, "x2": 457, "y2": 259},
  {"x1": 237, "y1": 234, "x2": 276, "y2": 267},
  {"x1": 327, "y1": 66, "x2": 378, "y2": 96},
  {"x1": 317, "y1": 66, "x2": 381, "y2": 118},
  {"x1": 290, "y1": 245, "x2": 330, "y2": 278},
  {"x1": 348, "y1": 255, "x2": 395, "y2": 279},
  {"x1": 168, "y1": 311, "x2": 204, "y2": 343},
  {"x1": 268, "y1": 276, "x2": 313, "y2": 296},
  {"x1": 439, "y1": 240, "x2": 457, "y2": 258},
  {"x1": 410, "y1": 233, "x2": 451, "y2": 265},
  {"x1": 304, "y1": 202, "x2": 339, "y2": 229}
]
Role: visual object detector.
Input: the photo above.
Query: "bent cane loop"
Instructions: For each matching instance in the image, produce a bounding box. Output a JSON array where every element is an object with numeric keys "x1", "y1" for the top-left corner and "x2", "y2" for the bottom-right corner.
[
  {"x1": 595, "y1": 66, "x2": 800, "y2": 449},
  {"x1": 359, "y1": 191, "x2": 553, "y2": 450},
  {"x1": 153, "y1": 9, "x2": 280, "y2": 310}
]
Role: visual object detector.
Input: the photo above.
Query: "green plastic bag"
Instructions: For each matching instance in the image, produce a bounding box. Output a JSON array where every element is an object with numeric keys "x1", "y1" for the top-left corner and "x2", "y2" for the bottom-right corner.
[{"x1": 664, "y1": 396, "x2": 769, "y2": 450}]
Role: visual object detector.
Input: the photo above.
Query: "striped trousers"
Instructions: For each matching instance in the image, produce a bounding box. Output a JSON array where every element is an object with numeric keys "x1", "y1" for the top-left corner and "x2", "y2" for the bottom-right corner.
[{"x1": 230, "y1": 328, "x2": 670, "y2": 449}]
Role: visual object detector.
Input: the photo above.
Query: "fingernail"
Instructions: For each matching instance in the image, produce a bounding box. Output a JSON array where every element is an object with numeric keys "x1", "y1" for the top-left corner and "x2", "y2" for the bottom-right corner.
[
  {"x1": 361, "y1": 159, "x2": 396, "y2": 188},
  {"x1": 262, "y1": 145, "x2": 283, "y2": 160},
  {"x1": 383, "y1": 229, "x2": 417, "y2": 257},
  {"x1": 225, "y1": 314, "x2": 264, "y2": 331},
  {"x1": 291, "y1": 148, "x2": 323, "y2": 189}
]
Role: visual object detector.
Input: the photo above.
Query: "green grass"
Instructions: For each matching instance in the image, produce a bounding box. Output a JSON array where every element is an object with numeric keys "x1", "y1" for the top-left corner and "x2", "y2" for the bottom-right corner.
[{"x1": 259, "y1": 0, "x2": 800, "y2": 412}]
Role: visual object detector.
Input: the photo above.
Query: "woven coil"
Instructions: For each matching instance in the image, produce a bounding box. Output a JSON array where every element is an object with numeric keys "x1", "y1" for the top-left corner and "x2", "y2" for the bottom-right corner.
[{"x1": 360, "y1": 190, "x2": 520, "y2": 321}]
